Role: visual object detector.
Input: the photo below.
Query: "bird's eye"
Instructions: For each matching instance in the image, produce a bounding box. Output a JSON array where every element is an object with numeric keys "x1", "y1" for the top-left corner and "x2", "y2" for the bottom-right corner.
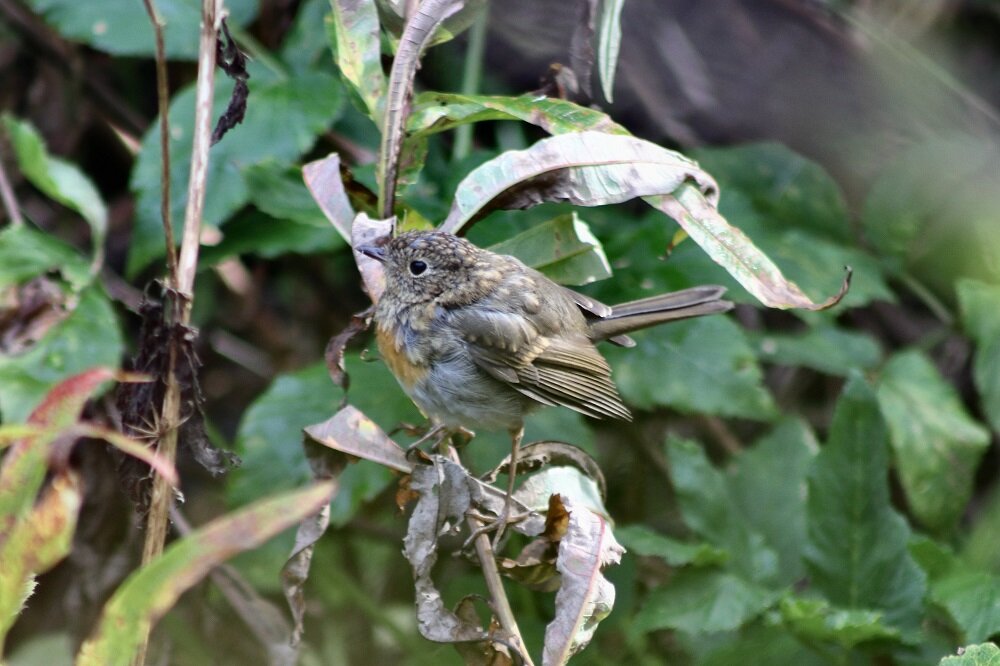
[{"x1": 409, "y1": 260, "x2": 428, "y2": 276}]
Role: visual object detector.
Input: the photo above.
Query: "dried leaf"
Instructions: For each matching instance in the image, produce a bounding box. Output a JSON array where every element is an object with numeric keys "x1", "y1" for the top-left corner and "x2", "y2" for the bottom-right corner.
[
  {"x1": 441, "y1": 131, "x2": 848, "y2": 311},
  {"x1": 211, "y1": 19, "x2": 250, "y2": 145},
  {"x1": 0, "y1": 471, "x2": 82, "y2": 638},
  {"x1": 115, "y1": 285, "x2": 238, "y2": 513},
  {"x1": 0, "y1": 367, "x2": 116, "y2": 537},
  {"x1": 453, "y1": 596, "x2": 514, "y2": 666},
  {"x1": 324, "y1": 308, "x2": 373, "y2": 393},
  {"x1": 486, "y1": 441, "x2": 607, "y2": 501},
  {"x1": 351, "y1": 213, "x2": 394, "y2": 302},
  {"x1": 303, "y1": 153, "x2": 356, "y2": 242},
  {"x1": 304, "y1": 405, "x2": 411, "y2": 474},
  {"x1": 404, "y1": 457, "x2": 491, "y2": 643},
  {"x1": 440, "y1": 131, "x2": 718, "y2": 234},
  {"x1": 542, "y1": 495, "x2": 623, "y2": 666}
]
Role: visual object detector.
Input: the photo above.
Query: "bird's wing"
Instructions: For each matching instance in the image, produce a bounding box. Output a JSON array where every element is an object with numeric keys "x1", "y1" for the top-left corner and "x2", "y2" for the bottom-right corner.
[{"x1": 448, "y1": 307, "x2": 631, "y2": 421}]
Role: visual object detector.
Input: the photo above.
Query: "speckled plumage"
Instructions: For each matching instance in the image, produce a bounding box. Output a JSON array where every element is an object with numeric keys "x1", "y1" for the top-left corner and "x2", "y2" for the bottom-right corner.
[{"x1": 365, "y1": 230, "x2": 732, "y2": 432}]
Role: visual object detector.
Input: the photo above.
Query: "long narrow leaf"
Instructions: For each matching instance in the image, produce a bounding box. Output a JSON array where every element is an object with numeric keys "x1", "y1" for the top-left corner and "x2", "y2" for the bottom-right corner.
[
  {"x1": 597, "y1": 0, "x2": 625, "y2": 102},
  {"x1": 76, "y1": 480, "x2": 336, "y2": 666},
  {"x1": 441, "y1": 131, "x2": 848, "y2": 310}
]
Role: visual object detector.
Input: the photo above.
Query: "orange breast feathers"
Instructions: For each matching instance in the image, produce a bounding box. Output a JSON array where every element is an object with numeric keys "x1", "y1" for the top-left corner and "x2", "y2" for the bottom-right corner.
[{"x1": 375, "y1": 322, "x2": 429, "y2": 391}]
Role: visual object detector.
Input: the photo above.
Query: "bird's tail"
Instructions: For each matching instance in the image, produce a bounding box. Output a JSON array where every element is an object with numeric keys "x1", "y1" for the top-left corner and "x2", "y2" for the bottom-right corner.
[{"x1": 586, "y1": 286, "x2": 733, "y2": 346}]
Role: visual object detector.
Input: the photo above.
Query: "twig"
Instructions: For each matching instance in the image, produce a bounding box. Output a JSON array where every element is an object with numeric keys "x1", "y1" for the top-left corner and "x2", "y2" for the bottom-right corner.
[
  {"x1": 698, "y1": 415, "x2": 743, "y2": 456},
  {"x1": 0, "y1": 148, "x2": 24, "y2": 226},
  {"x1": 141, "y1": 0, "x2": 177, "y2": 279},
  {"x1": 446, "y1": 444, "x2": 535, "y2": 666},
  {"x1": 132, "y1": 0, "x2": 221, "y2": 664},
  {"x1": 898, "y1": 271, "x2": 955, "y2": 327}
]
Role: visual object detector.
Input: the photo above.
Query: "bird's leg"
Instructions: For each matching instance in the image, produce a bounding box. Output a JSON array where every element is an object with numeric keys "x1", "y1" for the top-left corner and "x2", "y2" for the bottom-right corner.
[
  {"x1": 459, "y1": 426, "x2": 528, "y2": 550},
  {"x1": 492, "y1": 425, "x2": 524, "y2": 548},
  {"x1": 405, "y1": 423, "x2": 448, "y2": 452}
]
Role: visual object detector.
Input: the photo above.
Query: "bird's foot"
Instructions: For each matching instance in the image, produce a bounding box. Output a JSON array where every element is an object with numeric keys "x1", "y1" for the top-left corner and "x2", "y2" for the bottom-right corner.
[{"x1": 463, "y1": 507, "x2": 531, "y2": 551}]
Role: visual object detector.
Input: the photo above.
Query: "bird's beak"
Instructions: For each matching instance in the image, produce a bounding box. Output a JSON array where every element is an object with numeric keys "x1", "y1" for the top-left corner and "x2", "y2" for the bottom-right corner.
[{"x1": 356, "y1": 243, "x2": 386, "y2": 263}]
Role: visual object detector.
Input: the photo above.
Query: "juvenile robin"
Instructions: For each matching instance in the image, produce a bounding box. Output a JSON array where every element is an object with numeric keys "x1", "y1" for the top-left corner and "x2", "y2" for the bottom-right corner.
[{"x1": 359, "y1": 230, "x2": 732, "y2": 537}]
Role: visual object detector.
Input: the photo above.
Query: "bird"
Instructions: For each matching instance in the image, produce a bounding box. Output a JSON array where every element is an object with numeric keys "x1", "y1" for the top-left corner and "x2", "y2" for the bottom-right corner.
[{"x1": 358, "y1": 229, "x2": 733, "y2": 539}]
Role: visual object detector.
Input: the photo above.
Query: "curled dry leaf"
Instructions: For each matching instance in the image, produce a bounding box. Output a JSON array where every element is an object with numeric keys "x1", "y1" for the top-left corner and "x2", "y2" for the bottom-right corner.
[
  {"x1": 404, "y1": 456, "x2": 491, "y2": 644},
  {"x1": 403, "y1": 454, "x2": 544, "y2": 644},
  {"x1": 302, "y1": 153, "x2": 355, "y2": 242},
  {"x1": 441, "y1": 131, "x2": 849, "y2": 311},
  {"x1": 485, "y1": 441, "x2": 607, "y2": 501},
  {"x1": 453, "y1": 595, "x2": 515, "y2": 666},
  {"x1": 304, "y1": 404, "x2": 411, "y2": 474},
  {"x1": 542, "y1": 495, "x2": 624, "y2": 666},
  {"x1": 440, "y1": 131, "x2": 718, "y2": 234},
  {"x1": 351, "y1": 213, "x2": 394, "y2": 303},
  {"x1": 324, "y1": 307, "x2": 373, "y2": 393}
]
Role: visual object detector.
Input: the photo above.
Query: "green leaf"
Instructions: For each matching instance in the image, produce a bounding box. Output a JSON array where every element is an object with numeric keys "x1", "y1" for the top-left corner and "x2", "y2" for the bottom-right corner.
[
  {"x1": 0, "y1": 286, "x2": 123, "y2": 423},
  {"x1": 230, "y1": 360, "x2": 410, "y2": 532},
  {"x1": 695, "y1": 143, "x2": 892, "y2": 310},
  {"x1": 694, "y1": 143, "x2": 852, "y2": 243},
  {"x1": 862, "y1": 136, "x2": 1000, "y2": 284},
  {"x1": 876, "y1": 350, "x2": 990, "y2": 530},
  {"x1": 778, "y1": 596, "x2": 900, "y2": 648},
  {"x1": 804, "y1": 375, "x2": 927, "y2": 633},
  {"x1": 729, "y1": 419, "x2": 818, "y2": 584},
  {"x1": 485, "y1": 213, "x2": 611, "y2": 285},
  {"x1": 327, "y1": 0, "x2": 386, "y2": 124},
  {"x1": 0, "y1": 224, "x2": 90, "y2": 291},
  {"x1": 199, "y1": 164, "x2": 346, "y2": 260},
  {"x1": 932, "y1": 572, "x2": 1000, "y2": 644},
  {"x1": 939, "y1": 643, "x2": 1000, "y2": 666},
  {"x1": 22, "y1": 0, "x2": 258, "y2": 59},
  {"x1": 597, "y1": 0, "x2": 625, "y2": 102},
  {"x1": 634, "y1": 569, "x2": 778, "y2": 634},
  {"x1": 606, "y1": 317, "x2": 776, "y2": 420},
  {"x1": 2, "y1": 115, "x2": 106, "y2": 265},
  {"x1": 615, "y1": 524, "x2": 728, "y2": 567},
  {"x1": 665, "y1": 438, "x2": 779, "y2": 583},
  {"x1": 406, "y1": 92, "x2": 628, "y2": 139},
  {"x1": 76, "y1": 481, "x2": 335, "y2": 666},
  {"x1": 279, "y1": 0, "x2": 335, "y2": 73},
  {"x1": 128, "y1": 69, "x2": 343, "y2": 275},
  {"x1": 964, "y1": 485, "x2": 1000, "y2": 573},
  {"x1": 700, "y1": 623, "x2": 830, "y2": 666},
  {"x1": 751, "y1": 325, "x2": 882, "y2": 376},
  {"x1": 957, "y1": 279, "x2": 1000, "y2": 434}
]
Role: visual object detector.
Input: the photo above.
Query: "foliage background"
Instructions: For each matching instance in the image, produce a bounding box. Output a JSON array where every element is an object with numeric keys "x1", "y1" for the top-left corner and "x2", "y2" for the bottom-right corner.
[{"x1": 1, "y1": 0, "x2": 999, "y2": 664}]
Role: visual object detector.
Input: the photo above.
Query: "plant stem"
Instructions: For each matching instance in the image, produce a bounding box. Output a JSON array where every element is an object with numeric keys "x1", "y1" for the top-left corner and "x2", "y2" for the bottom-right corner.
[
  {"x1": 0, "y1": 148, "x2": 24, "y2": 226},
  {"x1": 446, "y1": 444, "x2": 535, "y2": 666},
  {"x1": 452, "y1": 6, "x2": 488, "y2": 162},
  {"x1": 899, "y1": 271, "x2": 955, "y2": 327},
  {"x1": 141, "y1": 0, "x2": 176, "y2": 280},
  {"x1": 132, "y1": 0, "x2": 220, "y2": 663}
]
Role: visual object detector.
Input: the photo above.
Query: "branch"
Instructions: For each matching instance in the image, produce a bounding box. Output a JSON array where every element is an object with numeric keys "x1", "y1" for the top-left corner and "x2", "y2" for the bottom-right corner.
[
  {"x1": 447, "y1": 445, "x2": 535, "y2": 666},
  {"x1": 132, "y1": 0, "x2": 221, "y2": 663}
]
